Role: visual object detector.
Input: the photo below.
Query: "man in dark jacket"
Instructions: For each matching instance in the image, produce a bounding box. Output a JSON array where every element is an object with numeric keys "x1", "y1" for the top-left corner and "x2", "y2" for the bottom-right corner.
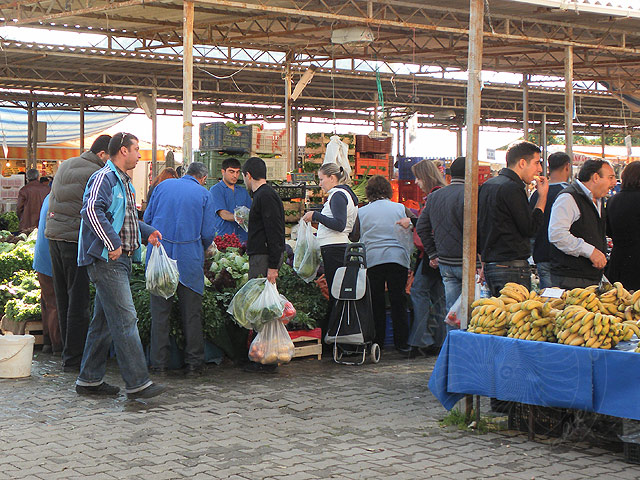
[
  {"x1": 45, "y1": 135, "x2": 110, "y2": 372},
  {"x1": 17, "y1": 168, "x2": 50, "y2": 232},
  {"x1": 548, "y1": 159, "x2": 617, "y2": 289},
  {"x1": 478, "y1": 141, "x2": 549, "y2": 296},
  {"x1": 529, "y1": 152, "x2": 571, "y2": 289},
  {"x1": 417, "y1": 156, "x2": 467, "y2": 316}
]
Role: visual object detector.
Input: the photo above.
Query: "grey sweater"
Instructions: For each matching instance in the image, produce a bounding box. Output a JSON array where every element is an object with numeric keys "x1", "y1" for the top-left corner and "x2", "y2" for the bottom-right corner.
[{"x1": 45, "y1": 151, "x2": 105, "y2": 242}]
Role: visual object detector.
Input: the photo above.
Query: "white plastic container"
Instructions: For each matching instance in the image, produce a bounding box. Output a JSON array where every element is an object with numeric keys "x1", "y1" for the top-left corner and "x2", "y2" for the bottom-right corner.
[{"x1": 0, "y1": 334, "x2": 35, "y2": 378}]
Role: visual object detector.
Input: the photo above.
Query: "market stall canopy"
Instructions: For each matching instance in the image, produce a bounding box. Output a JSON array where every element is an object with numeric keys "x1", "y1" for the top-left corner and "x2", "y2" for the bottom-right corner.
[{"x1": 0, "y1": 108, "x2": 126, "y2": 146}]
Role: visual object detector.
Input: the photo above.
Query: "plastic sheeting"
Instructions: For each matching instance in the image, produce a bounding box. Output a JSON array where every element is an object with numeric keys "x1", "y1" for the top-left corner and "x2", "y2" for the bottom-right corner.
[{"x1": 0, "y1": 108, "x2": 127, "y2": 146}]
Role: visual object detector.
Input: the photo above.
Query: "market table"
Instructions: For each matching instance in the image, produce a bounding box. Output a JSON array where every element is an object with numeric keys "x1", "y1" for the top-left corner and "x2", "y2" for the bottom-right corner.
[{"x1": 428, "y1": 330, "x2": 640, "y2": 421}]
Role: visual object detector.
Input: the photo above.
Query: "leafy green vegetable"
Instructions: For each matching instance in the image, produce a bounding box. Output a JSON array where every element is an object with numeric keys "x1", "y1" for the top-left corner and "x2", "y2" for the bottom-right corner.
[{"x1": 4, "y1": 298, "x2": 40, "y2": 322}]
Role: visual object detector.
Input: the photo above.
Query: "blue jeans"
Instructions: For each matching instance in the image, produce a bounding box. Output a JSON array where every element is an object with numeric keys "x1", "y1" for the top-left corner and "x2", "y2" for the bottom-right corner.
[
  {"x1": 536, "y1": 262, "x2": 552, "y2": 290},
  {"x1": 76, "y1": 257, "x2": 152, "y2": 393},
  {"x1": 484, "y1": 263, "x2": 531, "y2": 298},
  {"x1": 408, "y1": 263, "x2": 446, "y2": 348},
  {"x1": 439, "y1": 264, "x2": 463, "y2": 332}
]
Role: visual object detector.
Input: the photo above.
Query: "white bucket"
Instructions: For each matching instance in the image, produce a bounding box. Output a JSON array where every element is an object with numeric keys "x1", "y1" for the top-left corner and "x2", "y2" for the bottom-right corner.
[{"x1": 0, "y1": 334, "x2": 35, "y2": 378}]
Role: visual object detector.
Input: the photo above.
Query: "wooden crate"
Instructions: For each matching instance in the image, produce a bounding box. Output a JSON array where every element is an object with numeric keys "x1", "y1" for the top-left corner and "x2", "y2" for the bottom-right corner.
[
  {"x1": 282, "y1": 200, "x2": 304, "y2": 223},
  {"x1": 24, "y1": 321, "x2": 43, "y2": 345},
  {"x1": 292, "y1": 335, "x2": 322, "y2": 360}
]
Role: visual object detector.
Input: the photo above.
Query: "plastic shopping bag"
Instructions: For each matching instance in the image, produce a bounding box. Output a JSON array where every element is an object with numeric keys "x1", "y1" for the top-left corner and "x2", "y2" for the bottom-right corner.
[
  {"x1": 145, "y1": 242, "x2": 180, "y2": 299},
  {"x1": 394, "y1": 222, "x2": 414, "y2": 253},
  {"x1": 293, "y1": 219, "x2": 321, "y2": 282},
  {"x1": 445, "y1": 276, "x2": 482, "y2": 328},
  {"x1": 248, "y1": 319, "x2": 295, "y2": 365},
  {"x1": 227, "y1": 278, "x2": 286, "y2": 330},
  {"x1": 234, "y1": 206, "x2": 250, "y2": 232}
]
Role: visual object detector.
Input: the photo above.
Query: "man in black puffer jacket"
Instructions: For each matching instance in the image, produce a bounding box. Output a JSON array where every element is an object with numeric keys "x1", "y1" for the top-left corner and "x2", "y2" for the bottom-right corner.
[{"x1": 45, "y1": 135, "x2": 111, "y2": 372}]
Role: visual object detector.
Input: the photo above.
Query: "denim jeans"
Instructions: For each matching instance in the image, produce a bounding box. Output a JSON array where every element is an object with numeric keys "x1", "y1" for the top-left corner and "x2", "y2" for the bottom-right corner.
[
  {"x1": 76, "y1": 257, "x2": 152, "y2": 393},
  {"x1": 408, "y1": 262, "x2": 446, "y2": 348},
  {"x1": 439, "y1": 264, "x2": 463, "y2": 332},
  {"x1": 536, "y1": 262, "x2": 552, "y2": 290},
  {"x1": 150, "y1": 283, "x2": 204, "y2": 369},
  {"x1": 484, "y1": 263, "x2": 531, "y2": 298},
  {"x1": 550, "y1": 274, "x2": 598, "y2": 290}
]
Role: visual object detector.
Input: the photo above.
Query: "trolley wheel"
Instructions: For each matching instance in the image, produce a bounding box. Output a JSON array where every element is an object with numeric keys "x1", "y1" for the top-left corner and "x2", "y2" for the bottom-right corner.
[{"x1": 370, "y1": 343, "x2": 381, "y2": 364}]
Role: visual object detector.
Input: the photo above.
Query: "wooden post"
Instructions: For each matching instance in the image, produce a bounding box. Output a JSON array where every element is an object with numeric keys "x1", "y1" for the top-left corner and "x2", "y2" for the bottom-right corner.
[
  {"x1": 182, "y1": 0, "x2": 194, "y2": 168},
  {"x1": 402, "y1": 122, "x2": 407, "y2": 157},
  {"x1": 79, "y1": 93, "x2": 85, "y2": 155},
  {"x1": 460, "y1": 0, "x2": 484, "y2": 330},
  {"x1": 542, "y1": 113, "x2": 548, "y2": 176},
  {"x1": 565, "y1": 46, "x2": 574, "y2": 174},
  {"x1": 284, "y1": 52, "x2": 293, "y2": 172},
  {"x1": 523, "y1": 74, "x2": 529, "y2": 141},
  {"x1": 456, "y1": 126, "x2": 463, "y2": 158},
  {"x1": 151, "y1": 87, "x2": 158, "y2": 180},
  {"x1": 601, "y1": 127, "x2": 606, "y2": 159},
  {"x1": 27, "y1": 102, "x2": 33, "y2": 169}
]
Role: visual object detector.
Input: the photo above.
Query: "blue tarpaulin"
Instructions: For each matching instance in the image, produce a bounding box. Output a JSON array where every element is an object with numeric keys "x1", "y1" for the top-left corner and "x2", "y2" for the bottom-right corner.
[
  {"x1": 428, "y1": 330, "x2": 640, "y2": 420},
  {"x1": 0, "y1": 108, "x2": 126, "y2": 146}
]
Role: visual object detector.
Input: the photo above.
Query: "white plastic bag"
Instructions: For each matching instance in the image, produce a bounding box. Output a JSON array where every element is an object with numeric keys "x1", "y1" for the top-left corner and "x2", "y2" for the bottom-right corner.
[
  {"x1": 248, "y1": 319, "x2": 295, "y2": 365},
  {"x1": 234, "y1": 205, "x2": 250, "y2": 232},
  {"x1": 394, "y1": 222, "x2": 414, "y2": 253},
  {"x1": 293, "y1": 219, "x2": 321, "y2": 282},
  {"x1": 145, "y1": 243, "x2": 179, "y2": 299},
  {"x1": 323, "y1": 135, "x2": 352, "y2": 182},
  {"x1": 445, "y1": 276, "x2": 482, "y2": 328},
  {"x1": 227, "y1": 278, "x2": 286, "y2": 330}
]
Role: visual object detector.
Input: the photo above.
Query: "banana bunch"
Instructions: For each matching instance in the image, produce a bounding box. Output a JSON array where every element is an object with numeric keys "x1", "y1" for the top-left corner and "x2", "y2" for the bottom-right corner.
[
  {"x1": 564, "y1": 283, "x2": 635, "y2": 322},
  {"x1": 499, "y1": 282, "x2": 535, "y2": 304},
  {"x1": 468, "y1": 297, "x2": 509, "y2": 336},
  {"x1": 506, "y1": 299, "x2": 560, "y2": 342},
  {"x1": 555, "y1": 304, "x2": 639, "y2": 349},
  {"x1": 630, "y1": 289, "x2": 640, "y2": 316}
]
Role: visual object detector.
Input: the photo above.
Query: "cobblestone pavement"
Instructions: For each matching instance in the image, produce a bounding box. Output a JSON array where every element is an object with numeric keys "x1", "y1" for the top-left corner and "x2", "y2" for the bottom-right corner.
[{"x1": 0, "y1": 348, "x2": 636, "y2": 480}]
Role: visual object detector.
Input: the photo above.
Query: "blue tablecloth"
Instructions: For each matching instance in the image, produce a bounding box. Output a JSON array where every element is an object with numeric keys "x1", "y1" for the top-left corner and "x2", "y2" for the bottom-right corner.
[{"x1": 428, "y1": 330, "x2": 640, "y2": 421}]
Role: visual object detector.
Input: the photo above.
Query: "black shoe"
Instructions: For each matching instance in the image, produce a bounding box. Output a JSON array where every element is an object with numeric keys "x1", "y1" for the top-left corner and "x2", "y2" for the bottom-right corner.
[
  {"x1": 242, "y1": 362, "x2": 278, "y2": 374},
  {"x1": 63, "y1": 364, "x2": 81, "y2": 373},
  {"x1": 149, "y1": 366, "x2": 168, "y2": 377},
  {"x1": 183, "y1": 364, "x2": 204, "y2": 377},
  {"x1": 76, "y1": 382, "x2": 120, "y2": 396},
  {"x1": 127, "y1": 383, "x2": 167, "y2": 400}
]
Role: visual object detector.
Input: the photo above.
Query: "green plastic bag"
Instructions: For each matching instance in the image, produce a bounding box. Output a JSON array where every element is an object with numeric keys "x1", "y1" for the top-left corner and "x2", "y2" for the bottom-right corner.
[{"x1": 293, "y1": 219, "x2": 321, "y2": 283}]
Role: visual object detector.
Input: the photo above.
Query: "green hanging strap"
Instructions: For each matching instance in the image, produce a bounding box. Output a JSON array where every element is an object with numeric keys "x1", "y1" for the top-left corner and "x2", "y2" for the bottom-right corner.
[{"x1": 375, "y1": 67, "x2": 384, "y2": 114}]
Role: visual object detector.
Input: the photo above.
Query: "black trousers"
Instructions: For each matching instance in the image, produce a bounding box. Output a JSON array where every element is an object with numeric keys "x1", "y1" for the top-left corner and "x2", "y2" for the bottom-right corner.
[
  {"x1": 367, "y1": 262, "x2": 409, "y2": 349},
  {"x1": 150, "y1": 283, "x2": 204, "y2": 369},
  {"x1": 48, "y1": 240, "x2": 90, "y2": 368},
  {"x1": 551, "y1": 274, "x2": 599, "y2": 290},
  {"x1": 320, "y1": 244, "x2": 348, "y2": 338}
]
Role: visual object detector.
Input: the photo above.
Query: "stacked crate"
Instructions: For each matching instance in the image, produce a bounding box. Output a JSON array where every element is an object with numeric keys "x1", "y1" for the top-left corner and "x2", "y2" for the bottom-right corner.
[
  {"x1": 303, "y1": 133, "x2": 355, "y2": 172},
  {"x1": 197, "y1": 122, "x2": 288, "y2": 182},
  {"x1": 354, "y1": 135, "x2": 392, "y2": 178}
]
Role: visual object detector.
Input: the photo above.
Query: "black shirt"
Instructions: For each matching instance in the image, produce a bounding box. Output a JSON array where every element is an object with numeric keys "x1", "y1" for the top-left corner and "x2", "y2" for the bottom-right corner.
[
  {"x1": 478, "y1": 168, "x2": 544, "y2": 262},
  {"x1": 246, "y1": 183, "x2": 285, "y2": 269},
  {"x1": 529, "y1": 182, "x2": 568, "y2": 263}
]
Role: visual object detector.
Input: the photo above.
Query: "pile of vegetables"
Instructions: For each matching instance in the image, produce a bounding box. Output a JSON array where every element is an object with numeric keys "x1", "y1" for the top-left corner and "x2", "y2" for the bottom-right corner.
[
  {"x1": 213, "y1": 232, "x2": 243, "y2": 250},
  {"x1": 0, "y1": 212, "x2": 19, "y2": 232},
  {"x1": 0, "y1": 230, "x2": 36, "y2": 283},
  {"x1": 0, "y1": 270, "x2": 41, "y2": 323}
]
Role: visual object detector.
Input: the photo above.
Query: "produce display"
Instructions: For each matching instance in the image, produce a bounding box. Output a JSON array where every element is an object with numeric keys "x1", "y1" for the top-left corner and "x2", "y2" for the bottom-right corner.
[
  {"x1": 0, "y1": 230, "x2": 36, "y2": 283},
  {"x1": 213, "y1": 232, "x2": 243, "y2": 250},
  {"x1": 0, "y1": 212, "x2": 19, "y2": 232},
  {"x1": 467, "y1": 282, "x2": 640, "y2": 351},
  {"x1": 208, "y1": 246, "x2": 249, "y2": 289}
]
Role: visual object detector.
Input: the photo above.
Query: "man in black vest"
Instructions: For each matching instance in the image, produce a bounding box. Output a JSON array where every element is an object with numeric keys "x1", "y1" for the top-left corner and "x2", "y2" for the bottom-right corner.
[{"x1": 548, "y1": 159, "x2": 617, "y2": 289}]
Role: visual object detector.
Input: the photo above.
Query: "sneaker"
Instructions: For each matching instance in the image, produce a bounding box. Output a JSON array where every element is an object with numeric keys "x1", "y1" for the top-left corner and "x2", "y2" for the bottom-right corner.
[
  {"x1": 126, "y1": 383, "x2": 167, "y2": 400},
  {"x1": 76, "y1": 382, "x2": 120, "y2": 396}
]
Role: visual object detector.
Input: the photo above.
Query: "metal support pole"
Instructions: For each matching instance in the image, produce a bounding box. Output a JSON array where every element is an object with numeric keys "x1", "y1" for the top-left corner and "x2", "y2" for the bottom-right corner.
[
  {"x1": 402, "y1": 122, "x2": 407, "y2": 157},
  {"x1": 396, "y1": 123, "x2": 401, "y2": 158},
  {"x1": 601, "y1": 127, "x2": 606, "y2": 159},
  {"x1": 79, "y1": 93, "x2": 85, "y2": 155},
  {"x1": 284, "y1": 52, "x2": 293, "y2": 172},
  {"x1": 523, "y1": 74, "x2": 529, "y2": 141},
  {"x1": 456, "y1": 127, "x2": 463, "y2": 158},
  {"x1": 461, "y1": 0, "x2": 484, "y2": 330},
  {"x1": 32, "y1": 103, "x2": 37, "y2": 169},
  {"x1": 542, "y1": 113, "x2": 548, "y2": 176},
  {"x1": 565, "y1": 46, "x2": 574, "y2": 172},
  {"x1": 27, "y1": 102, "x2": 33, "y2": 169},
  {"x1": 151, "y1": 87, "x2": 158, "y2": 180},
  {"x1": 182, "y1": 0, "x2": 194, "y2": 169},
  {"x1": 293, "y1": 108, "x2": 299, "y2": 171}
]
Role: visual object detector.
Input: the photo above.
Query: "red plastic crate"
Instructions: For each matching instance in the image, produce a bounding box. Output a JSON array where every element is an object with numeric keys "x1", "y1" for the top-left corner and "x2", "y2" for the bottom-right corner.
[
  {"x1": 397, "y1": 180, "x2": 423, "y2": 205},
  {"x1": 355, "y1": 135, "x2": 392, "y2": 154}
]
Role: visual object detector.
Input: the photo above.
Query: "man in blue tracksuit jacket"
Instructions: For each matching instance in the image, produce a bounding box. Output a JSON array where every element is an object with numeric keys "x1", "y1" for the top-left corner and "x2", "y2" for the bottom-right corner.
[
  {"x1": 143, "y1": 161, "x2": 216, "y2": 376},
  {"x1": 75, "y1": 132, "x2": 166, "y2": 400}
]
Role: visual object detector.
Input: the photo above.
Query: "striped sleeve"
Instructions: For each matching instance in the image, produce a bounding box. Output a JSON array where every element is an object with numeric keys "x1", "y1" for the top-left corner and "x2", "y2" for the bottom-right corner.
[{"x1": 83, "y1": 168, "x2": 120, "y2": 252}]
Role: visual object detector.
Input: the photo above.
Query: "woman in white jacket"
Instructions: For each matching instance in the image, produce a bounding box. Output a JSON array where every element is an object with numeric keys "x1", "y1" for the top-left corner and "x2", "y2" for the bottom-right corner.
[{"x1": 302, "y1": 163, "x2": 358, "y2": 338}]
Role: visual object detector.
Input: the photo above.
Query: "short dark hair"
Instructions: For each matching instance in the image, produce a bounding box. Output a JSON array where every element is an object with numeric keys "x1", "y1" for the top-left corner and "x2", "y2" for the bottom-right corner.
[
  {"x1": 506, "y1": 141, "x2": 541, "y2": 167},
  {"x1": 577, "y1": 159, "x2": 609, "y2": 183},
  {"x1": 221, "y1": 157, "x2": 241, "y2": 170},
  {"x1": 621, "y1": 161, "x2": 640, "y2": 191},
  {"x1": 365, "y1": 175, "x2": 393, "y2": 201},
  {"x1": 242, "y1": 156, "x2": 266, "y2": 180},
  {"x1": 26, "y1": 168, "x2": 39, "y2": 182},
  {"x1": 90, "y1": 134, "x2": 112, "y2": 155},
  {"x1": 547, "y1": 152, "x2": 571, "y2": 173},
  {"x1": 108, "y1": 132, "x2": 138, "y2": 158},
  {"x1": 186, "y1": 161, "x2": 208, "y2": 179}
]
